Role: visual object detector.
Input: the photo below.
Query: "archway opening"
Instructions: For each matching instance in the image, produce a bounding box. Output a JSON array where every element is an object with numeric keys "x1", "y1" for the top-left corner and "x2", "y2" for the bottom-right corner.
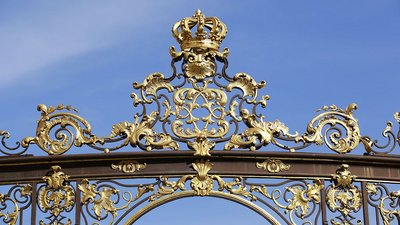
[{"x1": 125, "y1": 191, "x2": 281, "y2": 225}]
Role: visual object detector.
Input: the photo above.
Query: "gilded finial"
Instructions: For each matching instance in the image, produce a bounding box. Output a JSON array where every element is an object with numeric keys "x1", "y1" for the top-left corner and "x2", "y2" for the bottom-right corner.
[{"x1": 172, "y1": 10, "x2": 227, "y2": 51}]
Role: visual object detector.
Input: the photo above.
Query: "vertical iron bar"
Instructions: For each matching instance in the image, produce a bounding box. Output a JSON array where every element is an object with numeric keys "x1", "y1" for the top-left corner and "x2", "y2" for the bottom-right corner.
[
  {"x1": 75, "y1": 179, "x2": 82, "y2": 225},
  {"x1": 361, "y1": 181, "x2": 370, "y2": 225},
  {"x1": 321, "y1": 181, "x2": 328, "y2": 225},
  {"x1": 30, "y1": 182, "x2": 37, "y2": 225}
]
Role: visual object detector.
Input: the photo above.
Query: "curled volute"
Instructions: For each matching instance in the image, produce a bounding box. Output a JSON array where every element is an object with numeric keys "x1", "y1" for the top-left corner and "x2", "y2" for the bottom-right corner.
[
  {"x1": 297, "y1": 103, "x2": 361, "y2": 154},
  {"x1": 22, "y1": 104, "x2": 105, "y2": 155}
]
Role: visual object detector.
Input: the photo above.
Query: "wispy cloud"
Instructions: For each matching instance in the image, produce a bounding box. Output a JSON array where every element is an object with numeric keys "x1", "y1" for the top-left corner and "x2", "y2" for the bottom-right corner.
[{"x1": 0, "y1": 1, "x2": 183, "y2": 87}]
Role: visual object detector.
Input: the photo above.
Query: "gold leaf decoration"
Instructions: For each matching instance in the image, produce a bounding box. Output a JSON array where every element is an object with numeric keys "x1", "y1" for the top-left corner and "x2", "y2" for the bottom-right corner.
[
  {"x1": 111, "y1": 160, "x2": 147, "y2": 173},
  {"x1": 297, "y1": 104, "x2": 361, "y2": 154},
  {"x1": 251, "y1": 179, "x2": 324, "y2": 224},
  {"x1": 256, "y1": 159, "x2": 290, "y2": 173},
  {"x1": 22, "y1": 104, "x2": 104, "y2": 155},
  {"x1": 149, "y1": 160, "x2": 255, "y2": 200},
  {"x1": 395, "y1": 112, "x2": 400, "y2": 123},
  {"x1": 224, "y1": 109, "x2": 296, "y2": 151},
  {"x1": 132, "y1": 72, "x2": 174, "y2": 103},
  {"x1": 190, "y1": 160, "x2": 214, "y2": 196},
  {"x1": 367, "y1": 183, "x2": 400, "y2": 225},
  {"x1": 327, "y1": 164, "x2": 362, "y2": 224},
  {"x1": 79, "y1": 179, "x2": 139, "y2": 225},
  {"x1": 226, "y1": 73, "x2": 266, "y2": 102},
  {"x1": 0, "y1": 185, "x2": 31, "y2": 225},
  {"x1": 38, "y1": 166, "x2": 74, "y2": 225}
]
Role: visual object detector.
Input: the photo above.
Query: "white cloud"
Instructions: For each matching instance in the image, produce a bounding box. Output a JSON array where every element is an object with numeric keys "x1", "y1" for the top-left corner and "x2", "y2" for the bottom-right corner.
[{"x1": 0, "y1": 1, "x2": 182, "y2": 87}]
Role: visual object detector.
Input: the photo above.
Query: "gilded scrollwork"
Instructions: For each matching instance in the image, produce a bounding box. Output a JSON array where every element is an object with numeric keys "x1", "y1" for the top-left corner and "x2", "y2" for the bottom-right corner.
[
  {"x1": 296, "y1": 104, "x2": 361, "y2": 154},
  {"x1": 108, "y1": 112, "x2": 178, "y2": 151},
  {"x1": 0, "y1": 185, "x2": 31, "y2": 225},
  {"x1": 38, "y1": 166, "x2": 75, "y2": 225},
  {"x1": 79, "y1": 179, "x2": 138, "y2": 225},
  {"x1": 111, "y1": 160, "x2": 147, "y2": 173},
  {"x1": 327, "y1": 164, "x2": 362, "y2": 225},
  {"x1": 250, "y1": 180, "x2": 324, "y2": 225},
  {"x1": 22, "y1": 104, "x2": 105, "y2": 155},
  {"x1": 224, "y1": 109, "x2": 295, "y2": 151},
  {"x1": 367, "y1": 183, "x2": 400, "y2": 225},
  {"x1": 0, "y1": 9, "x2": 398, "y2": 157},
  {"x1": 149, "y1": 160, "x2": 255, "y2": 200},
  {"x1": 0, "y1": 131, "x2": 28, "y2": 156},
  {"x1": 360, "y1": 112, "x2": 400, "y2": 155},
  {"x1": 256, "y1": 159, "x2": 290, "y2": 173}
]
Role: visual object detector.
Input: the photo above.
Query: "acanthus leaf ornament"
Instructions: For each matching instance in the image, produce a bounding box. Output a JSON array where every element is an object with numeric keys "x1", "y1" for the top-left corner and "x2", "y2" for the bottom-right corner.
[
  {"x1": 38, "y1": 166, "x2": 75, "y2": 225},
  {"x1": 78, "y1": 179, "x2": 136, "y2": 225},
  {"x1": 224, "y1": 109, "x2": 296, "y2": 151},
  {"x1": 0, "y1": 10, "x2": 396, "y2": 157},
  {"x1": 250, "y1": 179, "x2": 324, "y2": 225},
  {"x1": 327, "y1": 164, "x2": 362, "y2": 224},
  {"x1": 148, "y1": 160, "x2": 255, "y2": 200},
  {"x1": 1, "y1": 9, "x2": 400, "y2": 225}
]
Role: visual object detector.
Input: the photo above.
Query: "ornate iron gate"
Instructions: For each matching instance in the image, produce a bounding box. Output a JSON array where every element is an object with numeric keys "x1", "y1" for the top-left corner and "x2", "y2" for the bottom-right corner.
[{"x1": 0, "y1": 10, "x2": 399, "y2": 225}]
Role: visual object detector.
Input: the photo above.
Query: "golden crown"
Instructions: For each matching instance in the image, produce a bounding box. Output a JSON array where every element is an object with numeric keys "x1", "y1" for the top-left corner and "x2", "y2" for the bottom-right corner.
[{"x1": 172, "y1": 10, "x2": 227, "y2": 51}]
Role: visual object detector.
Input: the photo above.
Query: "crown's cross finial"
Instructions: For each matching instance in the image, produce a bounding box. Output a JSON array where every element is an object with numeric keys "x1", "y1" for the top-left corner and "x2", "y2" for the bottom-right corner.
[{"x1": 172, "y1": 10, "x2": 227, "y2": 51}]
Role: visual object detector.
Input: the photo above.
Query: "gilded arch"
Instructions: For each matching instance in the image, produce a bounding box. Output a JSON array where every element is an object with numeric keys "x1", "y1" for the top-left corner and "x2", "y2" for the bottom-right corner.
[
  {"x1": 0, "y1": 10, "x2": 399, "y2": 225},
  {"x1": 123, "y1": 191, "x2": 280, "y2": 225}
]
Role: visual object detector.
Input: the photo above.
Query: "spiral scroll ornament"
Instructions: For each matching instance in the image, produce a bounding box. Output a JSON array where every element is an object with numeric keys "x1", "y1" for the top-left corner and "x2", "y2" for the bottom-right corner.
[
  {"x1": 296, "y1": 104, "x2": 361, "y2": 154},
  {"x1": 22, "y1": 104, "x2": 105, "y2": 155}
]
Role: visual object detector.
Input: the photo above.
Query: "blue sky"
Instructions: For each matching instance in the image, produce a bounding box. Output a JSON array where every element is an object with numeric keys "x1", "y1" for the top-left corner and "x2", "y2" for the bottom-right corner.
[{"x1": 1, "y1": 0, "x2": 400, "y2": 224}]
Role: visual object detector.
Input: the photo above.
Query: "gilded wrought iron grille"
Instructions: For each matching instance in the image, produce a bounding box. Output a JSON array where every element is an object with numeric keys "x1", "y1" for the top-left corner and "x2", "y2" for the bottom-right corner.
[{"x1": 0, "y1": 10, "x2": 400, "y2": 225}]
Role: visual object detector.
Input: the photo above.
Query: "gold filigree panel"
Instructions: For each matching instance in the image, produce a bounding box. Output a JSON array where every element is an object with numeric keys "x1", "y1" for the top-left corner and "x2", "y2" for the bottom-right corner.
[
  {"x1": 38, "y1": 166, "x2": 75, "y2": 225},
  {"x1": 0, "y1": 10, "x2": 398, "y2": 157}
]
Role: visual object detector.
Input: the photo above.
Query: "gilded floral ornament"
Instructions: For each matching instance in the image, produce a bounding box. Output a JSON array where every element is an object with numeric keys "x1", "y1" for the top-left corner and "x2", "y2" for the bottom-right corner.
[
  {"x1": 111, "y1": 160, "x2": 147, "y2": 173},
  {"x1": 149, "y1": 160, "x2": 254, "y2": 200},
  {"x1": 251, "y1": 179, "x2": 324, "y2": 225},
  {"x1": 226, "y1": 73, "x2": 267, "y2": 104},
  {"x1": 256, "y1": 159, "x2": 290, "y2": 173},
  {"x1": 2, "y1": 10, "x2": 397, "y2": 157},
  {"x1": 38, "y1": 166, "x2": 74, "y2": 225},
  {"x1": 190, "y1": 160, "x2": 214, "y2": 195},
  {"x1": 78, "y1": 179, "x2": 138, "y2": 225},
  {"x1": 131, "y1": 72, "x2": 174, "y2": 104},
  {"x1": 225, "y1": 109, "x2": 296, "y2": 151},
  {"x1": 327, "y1": 164, "x2": 362, "y2": 224},
  {"x1": 108, "y1": 112, "x2": 178, "y2": 151}
]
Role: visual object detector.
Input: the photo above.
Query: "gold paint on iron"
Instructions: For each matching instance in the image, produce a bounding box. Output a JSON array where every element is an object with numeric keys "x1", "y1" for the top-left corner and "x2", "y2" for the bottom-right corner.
[
  {"x1": 172, "y1": 9, "x2": 227, "y2": 51},
  {"x1": 0, "y1": 10, "x2": 395, "y2": 157},
  {"x1": 0, "y1": 185, "x2": 31, "y2": 225},
  {"x1": 21, "y1": 104, "x2": 105, "y2": 155},
  {"x1": 38, "y1": 166, "x2": 74, "y2": 225},
  {"x1": 256, "y1": 159, "x2": 290, "y2": 173},
  {"x1": 111, "y1": 160, "x2": 147, "y2": 173},
  {"x1": 148, "y1": 160, "x2": 254, "y2": 199},
  {"x1": 367, "y1": 183, "x2": 400, "y2": 225},
  {"x1": 250, "y1": 180, "x2": 324, "y2": 225},
  {"x1": 78, "y1": 179, "x2": 137, "y2": 225},
  {"x1": 327, "y1": 164, "x2": 362, "y2": 224}
]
